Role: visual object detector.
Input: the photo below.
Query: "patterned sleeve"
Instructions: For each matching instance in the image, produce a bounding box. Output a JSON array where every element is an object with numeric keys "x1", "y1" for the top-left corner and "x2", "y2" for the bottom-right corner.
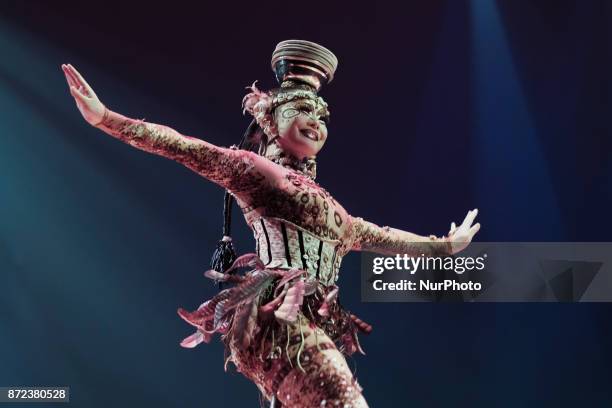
[
  {"x1": 95, "y1": 110, "x2": 266, "y2": 196},
  {"x1": 349, "y1": 216, "x2": 453, "y2": 257}
]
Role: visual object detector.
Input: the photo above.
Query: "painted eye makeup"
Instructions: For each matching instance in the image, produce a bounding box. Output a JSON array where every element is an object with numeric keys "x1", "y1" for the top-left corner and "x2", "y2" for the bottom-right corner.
[
  {"x1": 280, "y1": 102, "x2": 329, "y2": 124},
  {"x1": 281, "y1": 108, "x2": 300, "y2": 119},
  {"x1": 296, "y1": 103, "x2": 315, "y2": 114}
]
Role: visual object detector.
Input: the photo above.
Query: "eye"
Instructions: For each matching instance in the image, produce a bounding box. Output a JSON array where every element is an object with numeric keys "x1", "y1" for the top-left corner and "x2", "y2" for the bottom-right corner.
[
  {"x1": 281, "y1": 108, "x2": 300, "y2": 119},
  {"x1": 298, "y1": 106, "x2": 314, "y2": 114}
]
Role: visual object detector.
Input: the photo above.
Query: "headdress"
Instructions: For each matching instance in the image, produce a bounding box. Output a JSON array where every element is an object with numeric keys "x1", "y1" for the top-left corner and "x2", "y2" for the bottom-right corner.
[
  {"x1": 242, "y1": 40, "x2": 338, "y2": 139},
  {"x1": 271, "y1": 39, "x2": 338, "y2": 90}
]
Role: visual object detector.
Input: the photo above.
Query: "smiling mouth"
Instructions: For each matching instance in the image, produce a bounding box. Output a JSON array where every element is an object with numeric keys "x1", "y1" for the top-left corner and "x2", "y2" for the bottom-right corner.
[{"x1": 300, "y1": 128, "x2": 319, "y2": 141}]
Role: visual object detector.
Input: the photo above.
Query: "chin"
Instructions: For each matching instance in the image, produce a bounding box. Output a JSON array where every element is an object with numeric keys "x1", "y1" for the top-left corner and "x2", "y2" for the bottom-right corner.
[{"x1": 283, "y1": 138, "x2": 319, "y2": 159}]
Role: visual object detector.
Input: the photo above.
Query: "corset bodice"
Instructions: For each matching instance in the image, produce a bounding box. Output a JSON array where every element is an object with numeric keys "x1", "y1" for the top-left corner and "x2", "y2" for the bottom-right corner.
[{"x1": 250, "y1": 216, "x2": 343, "y2": 286}]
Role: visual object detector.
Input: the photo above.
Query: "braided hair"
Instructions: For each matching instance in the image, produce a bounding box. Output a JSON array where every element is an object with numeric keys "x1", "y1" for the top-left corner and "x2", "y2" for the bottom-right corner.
[
  {"x1": 208, "y1": 118, "x2": 269, "y2": 275},
  {"x1": 209, "y1": 81, "x2": 323, "y2": 277}
]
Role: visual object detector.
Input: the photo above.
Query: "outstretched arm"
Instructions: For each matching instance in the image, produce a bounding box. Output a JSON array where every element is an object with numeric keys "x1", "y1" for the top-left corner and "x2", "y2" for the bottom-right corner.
[
  {"x1": 350, "y1": 209, "x2": 481, "y2": 256},
  {"x1": 61, "y1": 64, "x2": 267, "y2": 196},
  {"x1": 93, "y1": 109, "x2": 263, "y2": 193}
]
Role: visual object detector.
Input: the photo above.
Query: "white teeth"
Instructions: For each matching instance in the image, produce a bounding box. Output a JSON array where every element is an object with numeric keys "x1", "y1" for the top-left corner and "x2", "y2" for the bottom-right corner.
[{"x1": 301, "y1": 129, "x2": 318, "y2": 141}]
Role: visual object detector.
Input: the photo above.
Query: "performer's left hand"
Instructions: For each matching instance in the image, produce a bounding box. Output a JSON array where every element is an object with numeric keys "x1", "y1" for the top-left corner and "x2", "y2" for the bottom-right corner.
[{"x1": 446, "y1": 208, "x2": 480, "y2": 254}]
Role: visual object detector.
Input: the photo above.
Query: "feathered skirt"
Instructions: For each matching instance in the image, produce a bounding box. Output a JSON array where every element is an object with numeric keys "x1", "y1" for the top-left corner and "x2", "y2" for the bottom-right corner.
[{"x1": 177, "y1": 253, "x2": 372, "y2": 400}]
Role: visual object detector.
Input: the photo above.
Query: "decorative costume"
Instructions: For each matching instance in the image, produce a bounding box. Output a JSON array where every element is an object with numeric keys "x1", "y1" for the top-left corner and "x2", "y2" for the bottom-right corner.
[{"x1": 93, "y1": 40, "x2": 452, "y2": 407}]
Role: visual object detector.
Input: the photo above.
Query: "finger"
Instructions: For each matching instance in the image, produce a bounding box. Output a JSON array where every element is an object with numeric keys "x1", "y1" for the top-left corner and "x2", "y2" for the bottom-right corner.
[
  {"x1": 451, "y1": 222, "x2": 457, "y2": 232},
  {"x1": 68, "y1": 64, "x2": 97, "y2": 97},
  {"x1": 69, "y1": 86, "x2": 85, "y2": 103},
  {"x1": 70, "y1": 68, "x2": 93, "y2": 97},
  {"x1": 63, "y1": 71, "x2": 77, "y2": 88},
  {"x1": 64, "y1": 64, "x2": 82, "y2": 90},
  {"x1": 70, "y1": 85, "x2": 89, "y2": 104},
  {"x1": 62, "y1": 65, "x2": 79, "y2": 88},
  {"x1": 468, "y1": 223, "x2": 481, "y2": 237},
  {"x1": 67, "y1": 64, "x2": 86, "y2": 87},
  {"x1": 461, "y1": 208, "x2": 478, "y2": 227}
]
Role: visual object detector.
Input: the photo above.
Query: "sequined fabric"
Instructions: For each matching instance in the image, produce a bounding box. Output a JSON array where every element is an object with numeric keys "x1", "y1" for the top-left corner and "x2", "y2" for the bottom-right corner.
[{"x1": 97, "y1": 111, "x2": 452, "y2": 407}]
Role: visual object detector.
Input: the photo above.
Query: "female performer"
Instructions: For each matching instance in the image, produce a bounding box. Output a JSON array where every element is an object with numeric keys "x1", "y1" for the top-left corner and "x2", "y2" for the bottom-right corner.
[{"x1": 62, "y1": 40, "x2": 480, "y2": 408}]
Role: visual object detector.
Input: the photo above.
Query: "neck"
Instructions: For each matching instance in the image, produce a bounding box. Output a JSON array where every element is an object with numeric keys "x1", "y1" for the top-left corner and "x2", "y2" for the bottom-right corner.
[{"x1": 264, "y1": 141, "x2": 317, "y2": 180}]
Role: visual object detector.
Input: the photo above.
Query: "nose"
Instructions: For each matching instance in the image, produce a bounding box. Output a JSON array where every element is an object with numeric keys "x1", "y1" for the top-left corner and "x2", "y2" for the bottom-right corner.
[{"x1": 307, "y1": 115, "x2": 320, "y2": 129}]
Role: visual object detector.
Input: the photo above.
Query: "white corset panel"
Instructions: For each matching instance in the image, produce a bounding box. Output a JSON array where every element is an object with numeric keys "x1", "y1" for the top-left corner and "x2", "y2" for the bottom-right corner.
[{"x1": 251, "y1": 217, "x2": 343, "y2": 286}]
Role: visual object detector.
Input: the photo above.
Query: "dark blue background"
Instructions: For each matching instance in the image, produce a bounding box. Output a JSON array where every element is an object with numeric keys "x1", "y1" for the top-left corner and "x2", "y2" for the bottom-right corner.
[{"x1": 0, "y1": 1, "x2": 610, "y2": 406}]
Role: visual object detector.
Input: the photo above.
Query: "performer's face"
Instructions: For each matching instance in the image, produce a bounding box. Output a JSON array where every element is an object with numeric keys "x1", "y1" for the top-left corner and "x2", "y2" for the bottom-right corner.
[{"x1": 274, "y1": 98, "x2": 328, "y2": 159}]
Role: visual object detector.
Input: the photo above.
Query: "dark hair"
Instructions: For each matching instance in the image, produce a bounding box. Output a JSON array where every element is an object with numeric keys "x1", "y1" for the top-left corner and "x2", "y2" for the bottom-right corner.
[
  {"x1": 209, "y1": 119, "x2": 268, "y2": 276},
  {"x1": 210, "y1": 83, "x2": 320, "y2": 278}
]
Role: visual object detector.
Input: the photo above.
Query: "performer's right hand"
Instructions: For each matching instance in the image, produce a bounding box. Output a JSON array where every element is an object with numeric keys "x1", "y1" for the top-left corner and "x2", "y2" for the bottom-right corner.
[{"x1": 61, "y1": 63, "x2": 106, "y2": 127}]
